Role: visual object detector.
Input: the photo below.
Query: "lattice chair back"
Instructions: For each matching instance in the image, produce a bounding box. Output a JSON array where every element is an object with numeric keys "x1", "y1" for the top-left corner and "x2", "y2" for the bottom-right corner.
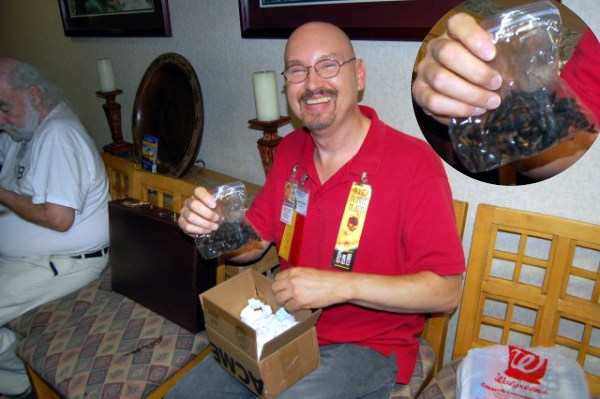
[
  {"x1": 101, "y1": 152, "x2": 140, "y2": 200},
  {"x1": 453, "y1": 203, "x2": 600, "y2": 395},
  {"x1": 131, "y1": 168, "x2": 198, "y2": 213}
]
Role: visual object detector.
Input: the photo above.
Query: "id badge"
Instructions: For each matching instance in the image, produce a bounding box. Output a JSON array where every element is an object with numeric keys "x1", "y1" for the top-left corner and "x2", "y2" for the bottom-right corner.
[
  {"x1": 331, "y1": 182, "x2": 372, "y2": 271},
  {"x1": 295, "y1": 187, "x2": 309, "y2": 216},
  {"x1": 280, "y1": 181, "x2": 297, "y2": 225},
  {"x1": 279, "y1": 169, "x2": 300, "y2": 261},
  {"x1": 279, "y1": 175, "x2": 309, "y2": 265}
]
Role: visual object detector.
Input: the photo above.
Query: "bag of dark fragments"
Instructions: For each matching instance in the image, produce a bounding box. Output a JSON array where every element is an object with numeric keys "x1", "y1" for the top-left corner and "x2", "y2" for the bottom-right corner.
[
  {"x1": 194, "y1": 181, "x2": 261, "y2": 259},
  {"x1": 457, "y1": 345, "x2": 590, "y2": 399},
  {"x1": 449, "y1": 1, "x2": 597, "y2": 173}
]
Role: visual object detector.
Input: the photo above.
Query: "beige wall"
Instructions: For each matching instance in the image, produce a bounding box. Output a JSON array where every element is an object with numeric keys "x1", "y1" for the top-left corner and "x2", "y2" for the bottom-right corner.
[{"x1": 2, "y1": 0, "x2": 599, "y2": 362}]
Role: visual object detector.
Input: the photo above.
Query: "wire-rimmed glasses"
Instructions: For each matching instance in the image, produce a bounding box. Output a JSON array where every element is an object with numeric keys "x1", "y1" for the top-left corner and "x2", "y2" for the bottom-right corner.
[{"x1": 282, "y1": 57, "x2": 356, "y2": 84}]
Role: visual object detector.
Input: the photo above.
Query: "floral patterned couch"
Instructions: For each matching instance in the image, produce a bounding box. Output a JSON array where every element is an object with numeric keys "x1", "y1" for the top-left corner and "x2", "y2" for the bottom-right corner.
[
  {"x1": 7, "y1": 263, "x2": 438, "y2": 399},
  {"x1": 8, "y1": 268, "x2": 210, "y2": 399}
]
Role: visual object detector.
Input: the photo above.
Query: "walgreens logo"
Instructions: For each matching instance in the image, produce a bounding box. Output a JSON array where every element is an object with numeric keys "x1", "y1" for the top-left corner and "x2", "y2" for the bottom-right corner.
[{"x1": 504, "y1": 345, "x2": 549, "y2": 384}]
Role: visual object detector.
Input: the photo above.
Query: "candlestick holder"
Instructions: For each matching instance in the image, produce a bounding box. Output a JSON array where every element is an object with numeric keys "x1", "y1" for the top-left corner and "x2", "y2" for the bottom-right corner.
[
  {"x1": 96, "y1": 89, "x2": 133, "y2": 155},
  {"x1": 248, "y1": 116, "x2": 291, "y2": 176}
]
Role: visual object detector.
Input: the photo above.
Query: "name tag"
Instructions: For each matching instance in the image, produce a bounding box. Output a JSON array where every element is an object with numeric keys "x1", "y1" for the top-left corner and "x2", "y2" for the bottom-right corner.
[{"x1": 331, "y1": 182, "x2": 372, "y2": 271}]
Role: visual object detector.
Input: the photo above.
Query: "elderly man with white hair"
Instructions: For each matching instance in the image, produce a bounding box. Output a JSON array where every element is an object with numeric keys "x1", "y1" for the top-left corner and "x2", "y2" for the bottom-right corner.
[{"x1": 0, "y1": 57, "x2": 109, "y2": 398}]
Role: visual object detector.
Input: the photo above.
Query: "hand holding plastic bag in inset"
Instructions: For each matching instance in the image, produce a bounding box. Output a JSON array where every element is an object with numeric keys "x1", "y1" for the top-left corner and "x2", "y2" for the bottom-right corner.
[{"x1": 449, "y1": 1, "x2": 597, "y2": 173}]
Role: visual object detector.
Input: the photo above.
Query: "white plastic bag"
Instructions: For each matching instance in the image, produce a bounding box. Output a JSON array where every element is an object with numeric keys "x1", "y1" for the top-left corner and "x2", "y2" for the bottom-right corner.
[{"x1": 457, "y1": 345, "x2": 590, "y2": 399}]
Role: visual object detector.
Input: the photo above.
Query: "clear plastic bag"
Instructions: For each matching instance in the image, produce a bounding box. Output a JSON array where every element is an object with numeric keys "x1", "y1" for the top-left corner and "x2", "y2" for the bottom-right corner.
[
  {"x1": 457, "y1": 345, "x2": 590, "y2": 399},
  {"x1": 194, "y1": 182, "x2": 261, "y2": 259},
  {"x1": 449, "y1": 1, "x2": 597, "y2": 173}
]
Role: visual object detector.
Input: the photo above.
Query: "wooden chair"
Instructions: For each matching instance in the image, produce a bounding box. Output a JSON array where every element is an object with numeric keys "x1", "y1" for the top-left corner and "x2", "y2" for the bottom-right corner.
[
  {"x1": 101, "y1": 152, "x2": 140, "y2": 200},
  {"x1": 130, "y1": 168, "x2": 198, "y2": 213},
  {"x1": 423, "y1": 199, "x2": 469, "y2": 374},
  {"x1": 103, "y1": 152, "x2": 198, "y2": 212},
  {"x1": 421, "y1": 203, "x2": 600, "y2": 397},
  {"x1": 385, "y1": 199, "x2": 469, "y2": 399}
]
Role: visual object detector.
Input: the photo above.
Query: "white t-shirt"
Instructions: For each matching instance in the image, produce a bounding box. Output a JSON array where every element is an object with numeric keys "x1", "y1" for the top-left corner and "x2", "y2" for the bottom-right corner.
[{"x1": 0, "y1": 102, "x2": 109, "y2": 257}]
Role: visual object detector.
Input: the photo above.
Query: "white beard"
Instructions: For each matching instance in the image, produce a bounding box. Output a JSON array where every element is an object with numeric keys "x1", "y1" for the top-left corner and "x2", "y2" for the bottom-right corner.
[{"x1": 0, "y1": 95, "x2": 40, "y2": 142}]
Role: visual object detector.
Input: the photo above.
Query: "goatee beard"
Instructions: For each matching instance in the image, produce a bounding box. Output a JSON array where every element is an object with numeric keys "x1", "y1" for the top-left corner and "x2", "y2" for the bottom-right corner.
[{"x1": 300, "y1": 89, "x2": 337, "y2": 131}]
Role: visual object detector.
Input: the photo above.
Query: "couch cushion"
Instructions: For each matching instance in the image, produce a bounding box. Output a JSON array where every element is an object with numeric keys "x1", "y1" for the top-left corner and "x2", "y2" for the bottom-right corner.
[
  {"x1": 417, "y1": 359, "x2": 461, "y2": 399},
  {"x1": 10, "y1": 271, "x2": 209, "y2": 398},
  {"x1": 389, "y1": 336, "x2": 435, "y2": 399},
  {"x1": 8, "y1": 268, "x2": 436, "y2": 399}
]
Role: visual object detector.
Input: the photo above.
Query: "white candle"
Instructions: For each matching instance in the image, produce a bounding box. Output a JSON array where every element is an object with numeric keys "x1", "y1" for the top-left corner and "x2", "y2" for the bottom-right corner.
[
  {"x1": 252, "y1": 70, "x2": 280, "y2": 121},
  {"x1": 96, "y1": 58, "x2": 116, "y2": 92}
]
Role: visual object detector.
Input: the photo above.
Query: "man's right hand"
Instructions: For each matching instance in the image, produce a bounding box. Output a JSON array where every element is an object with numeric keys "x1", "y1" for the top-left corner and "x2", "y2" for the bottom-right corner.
[
  {"x1": 412, "y1": 12, "x2": 503, "y2": 121},
  {"x1": 178, "y1": 186, "x2": 221, "y2": 236}
]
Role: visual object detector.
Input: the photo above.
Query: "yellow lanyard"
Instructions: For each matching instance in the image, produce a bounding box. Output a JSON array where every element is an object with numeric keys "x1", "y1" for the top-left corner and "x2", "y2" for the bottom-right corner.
[{"x1": 331, "y1": 172, "x2": 372, "y2": 271}]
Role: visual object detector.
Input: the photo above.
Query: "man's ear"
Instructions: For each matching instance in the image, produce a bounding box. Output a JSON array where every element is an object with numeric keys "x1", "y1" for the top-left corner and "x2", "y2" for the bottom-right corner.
[
  {"x1": 27, "y1": 85, "x2": 43, "y2": 108},
  {"x1": 356, "y1": 58, "x2": 366, "y2": 91}
]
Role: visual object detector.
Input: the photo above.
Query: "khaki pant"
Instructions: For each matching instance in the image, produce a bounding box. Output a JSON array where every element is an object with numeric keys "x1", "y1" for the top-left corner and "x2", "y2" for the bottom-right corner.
[{"x1": 0, "y1": 254, "x2": 108, "y2": 395}]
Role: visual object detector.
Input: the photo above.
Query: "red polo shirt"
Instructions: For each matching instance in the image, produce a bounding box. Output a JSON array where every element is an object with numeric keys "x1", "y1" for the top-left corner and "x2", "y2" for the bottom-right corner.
[
  {"x1": 246, "y1": 106, "x2": 465, "y2": 383},
  {"x1": 562, "y1": 28, "x2": 600, "y2": 120}
]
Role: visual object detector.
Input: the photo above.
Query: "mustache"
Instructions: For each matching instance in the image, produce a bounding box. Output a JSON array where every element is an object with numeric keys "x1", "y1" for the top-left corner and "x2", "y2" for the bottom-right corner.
[{"x1": 300, "y1": 89, "x2": 337, "y2": 102}]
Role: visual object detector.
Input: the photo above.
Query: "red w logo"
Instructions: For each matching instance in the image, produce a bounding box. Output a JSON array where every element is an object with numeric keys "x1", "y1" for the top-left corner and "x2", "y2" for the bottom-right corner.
[{"x1": 504, "y1": 346, "x2": 548, "y2": 384}]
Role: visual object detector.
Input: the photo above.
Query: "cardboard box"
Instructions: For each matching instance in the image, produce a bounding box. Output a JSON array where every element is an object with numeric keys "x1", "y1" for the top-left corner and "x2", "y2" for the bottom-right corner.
[{"x1": 200, "y1": 269, "x2": 321, "y2": 398}]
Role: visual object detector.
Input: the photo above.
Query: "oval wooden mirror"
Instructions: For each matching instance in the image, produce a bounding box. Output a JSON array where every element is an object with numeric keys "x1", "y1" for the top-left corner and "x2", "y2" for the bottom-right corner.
[{"x1": 132, "y1": 53, "x2": 203, "y2": 177}]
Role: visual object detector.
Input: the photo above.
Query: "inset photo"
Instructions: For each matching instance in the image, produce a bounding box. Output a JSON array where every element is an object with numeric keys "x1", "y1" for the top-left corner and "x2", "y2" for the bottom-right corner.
[{"x1": 412, "y1": 0, "x2": 599, "y2": 185}]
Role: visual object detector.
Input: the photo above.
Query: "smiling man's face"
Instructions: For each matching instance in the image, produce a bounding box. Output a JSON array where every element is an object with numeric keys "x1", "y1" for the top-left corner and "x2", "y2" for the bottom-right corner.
[{"x1": 283, "y1": 22, "x2": 365, "y2": 134}]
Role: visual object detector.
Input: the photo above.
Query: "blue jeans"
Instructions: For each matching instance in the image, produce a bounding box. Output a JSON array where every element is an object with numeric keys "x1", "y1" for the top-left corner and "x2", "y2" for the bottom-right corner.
[{"x1": 166, "y1": 343, "x2": 398, "y2": 398}]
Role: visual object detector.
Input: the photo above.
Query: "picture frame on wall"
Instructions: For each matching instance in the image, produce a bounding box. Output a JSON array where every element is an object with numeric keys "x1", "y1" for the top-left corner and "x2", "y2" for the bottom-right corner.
[
  {"x1": 238, "y1": 0, "x2": 464, "y2": 41},
  {"x1": 58, "y1": 0, "x2": 171, "y2": 37}
]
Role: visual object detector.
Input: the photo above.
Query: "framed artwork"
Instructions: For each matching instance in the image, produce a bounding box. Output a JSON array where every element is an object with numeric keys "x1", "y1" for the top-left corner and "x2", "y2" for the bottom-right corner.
[
  {"x1": 238, "y1": 0, "x2": 465, "y2": 41},
  {"x1": 58, "y1": 0, "x2": 171, "y2": 37}
]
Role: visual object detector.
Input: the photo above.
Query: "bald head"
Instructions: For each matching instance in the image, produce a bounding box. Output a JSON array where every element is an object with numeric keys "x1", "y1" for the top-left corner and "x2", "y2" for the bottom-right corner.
[{"x1": 285, "y1": 22, "x2": 355, "y2": 63}]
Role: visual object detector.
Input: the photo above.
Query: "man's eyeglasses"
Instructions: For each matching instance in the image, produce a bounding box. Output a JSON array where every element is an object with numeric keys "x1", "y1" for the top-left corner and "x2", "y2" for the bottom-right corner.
[{"x1": 282, "y1": 57, "x2": 357, "y2": 84}]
